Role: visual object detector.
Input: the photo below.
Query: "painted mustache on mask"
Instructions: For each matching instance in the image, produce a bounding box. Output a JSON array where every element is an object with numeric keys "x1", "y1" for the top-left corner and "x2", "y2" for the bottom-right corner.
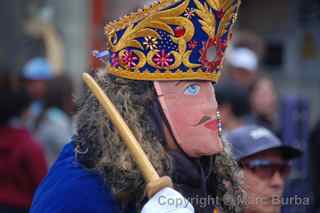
[
  {"x1": 194, "y1": 115, "x2": 212, "y2": 126},
  {"x1": 194, "y1": 115, "x2": 218, "y2": 131}
]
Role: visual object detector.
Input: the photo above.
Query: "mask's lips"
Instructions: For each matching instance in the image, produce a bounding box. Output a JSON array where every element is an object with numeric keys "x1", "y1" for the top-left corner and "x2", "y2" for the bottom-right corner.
[{"x1": 204, "y1": 119, "x2": 218, "y2": 131}]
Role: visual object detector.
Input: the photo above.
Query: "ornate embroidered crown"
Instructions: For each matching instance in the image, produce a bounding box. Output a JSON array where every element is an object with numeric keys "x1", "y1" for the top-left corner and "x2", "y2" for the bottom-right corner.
[{"x1": 105, "y1": 0, "x2": 241, "y2": 82}]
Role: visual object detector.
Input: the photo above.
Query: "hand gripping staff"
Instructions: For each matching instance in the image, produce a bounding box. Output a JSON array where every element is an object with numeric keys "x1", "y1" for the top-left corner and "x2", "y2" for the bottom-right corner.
[{"x1": 82, "y1": 73, "x2": 173, "y2": 198}]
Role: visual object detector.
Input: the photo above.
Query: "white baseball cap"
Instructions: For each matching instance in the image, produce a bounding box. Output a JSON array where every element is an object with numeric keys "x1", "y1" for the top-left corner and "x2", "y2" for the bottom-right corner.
[{"x1": 226, "y1": 47, "x2": 258, "y2": 72}]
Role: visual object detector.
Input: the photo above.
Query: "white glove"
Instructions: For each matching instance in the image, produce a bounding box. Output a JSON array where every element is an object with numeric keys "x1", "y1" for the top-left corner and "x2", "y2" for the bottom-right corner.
[{"x1": 141, "y1": 187, "x2": 194, "y2": 213}]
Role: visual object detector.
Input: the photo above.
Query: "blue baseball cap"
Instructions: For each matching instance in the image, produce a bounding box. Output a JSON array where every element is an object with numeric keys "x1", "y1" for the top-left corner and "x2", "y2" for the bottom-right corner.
[
  {"x1": 226, "y1": 125, "x2": 302, "y2": 161},
  {"x1": 22, "y1": 57, "x2": 53, "y2": 80}
]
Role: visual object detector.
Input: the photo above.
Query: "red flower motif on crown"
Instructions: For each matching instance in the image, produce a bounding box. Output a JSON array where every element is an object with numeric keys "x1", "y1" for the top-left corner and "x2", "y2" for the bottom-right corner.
[
  {"x1": 153, "y1": 50, "x2": 174, "y2": 67},
  {"x1": 121, "y1": 50, "x2": 138, "y2": 68},
  {"x1": 188, "y1": 40, "x2": 198, "y2": 50},
  {"x1": 200, "y1": 37, "x2": 227, "y2": 72},
  {"x1": 111, "y1": 53, "x2": 120, "y2": 67}
]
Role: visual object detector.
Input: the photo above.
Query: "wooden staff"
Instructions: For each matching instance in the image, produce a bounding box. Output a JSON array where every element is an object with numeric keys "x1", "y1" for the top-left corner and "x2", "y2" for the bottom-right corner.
[{"x1": 82, "y1": 73, "x2": 172, "y2": 197}]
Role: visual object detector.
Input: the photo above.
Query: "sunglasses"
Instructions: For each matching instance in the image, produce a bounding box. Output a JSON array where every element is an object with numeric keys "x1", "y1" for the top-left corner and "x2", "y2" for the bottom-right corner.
[{"x1": 241, "y1": 159, "x2": 292, "y2": 179}]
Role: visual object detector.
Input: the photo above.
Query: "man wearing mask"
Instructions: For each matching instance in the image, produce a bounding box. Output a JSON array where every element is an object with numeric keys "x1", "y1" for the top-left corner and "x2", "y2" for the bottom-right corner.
[{"x1": 31, "y1": 0, "x2": 242, "y2": 212}]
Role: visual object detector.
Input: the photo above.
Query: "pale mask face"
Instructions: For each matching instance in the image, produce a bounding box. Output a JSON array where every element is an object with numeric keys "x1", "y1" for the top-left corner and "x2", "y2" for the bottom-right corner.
[{"x1": 154, "y1": 81, "x2": 223, "y2": 157}]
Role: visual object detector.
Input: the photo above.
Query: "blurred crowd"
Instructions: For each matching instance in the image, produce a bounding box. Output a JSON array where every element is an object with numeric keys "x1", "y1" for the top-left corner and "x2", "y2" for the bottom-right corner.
[
  {"x1": 0, "y1": 4, "x2": 319, "y2": 213},
  {"x1": 215, "y1": 32, "x2": 320, "y2": 213},
  {"x1": 0, "y1": 18, "x2": 75, "y2": 212},
  {"x1": 0, "y1": 63, "x2": 75, "y2": 212}
]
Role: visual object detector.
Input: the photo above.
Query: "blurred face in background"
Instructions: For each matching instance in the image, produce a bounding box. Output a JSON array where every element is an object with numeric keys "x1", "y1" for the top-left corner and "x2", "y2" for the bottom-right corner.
[
  {"x1": 25, "y1": 80, "x2": 47, "y2": 100},
  {"x1": 241, "y1": 150, "x2": 291, "y2": 213},
  {"x1": 229, "y1": 68, "x2": 257, "y2": 88},
  {"x1": 250, "y1": 77, "x2": 277, "y2": 118}
]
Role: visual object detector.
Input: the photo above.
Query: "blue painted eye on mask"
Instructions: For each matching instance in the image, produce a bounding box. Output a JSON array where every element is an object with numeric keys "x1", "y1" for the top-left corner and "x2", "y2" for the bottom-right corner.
[{"x1": 184, "y1": 84, "x2": 200, "y2": 96}]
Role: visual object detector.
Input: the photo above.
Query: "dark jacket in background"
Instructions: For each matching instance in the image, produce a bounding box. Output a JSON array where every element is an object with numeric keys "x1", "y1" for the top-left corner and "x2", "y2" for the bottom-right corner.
[
  {"x1": 0, "y1": 126, "x2": 47, "y2": 211},
  {"x1": 310, "y1": 121, "x2": 320, "y2": 211}
]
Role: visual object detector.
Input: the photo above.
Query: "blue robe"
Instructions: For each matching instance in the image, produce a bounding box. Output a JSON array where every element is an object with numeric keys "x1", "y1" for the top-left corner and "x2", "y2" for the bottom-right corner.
[{"x1": 30, "y1": 141, "x2": 120, "y2": 213}]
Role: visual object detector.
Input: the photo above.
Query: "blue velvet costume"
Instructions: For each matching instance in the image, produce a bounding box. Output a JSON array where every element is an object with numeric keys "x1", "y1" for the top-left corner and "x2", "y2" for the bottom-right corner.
[{"x1": 30, "y1": 142, "x2": 120, "y2": 213}]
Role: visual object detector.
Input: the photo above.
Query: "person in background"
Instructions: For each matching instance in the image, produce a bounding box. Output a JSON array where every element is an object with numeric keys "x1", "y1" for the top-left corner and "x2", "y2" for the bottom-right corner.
[
  {"x1": 224, "y1": 47, "x2": 259, "y2": 89},
  {"x1": 248, "y1": 75, "x2": 279, "y2": 134},
  {"x1": 215, "y1": 81, "x2": 250, "y2": 132},
  {"x1": 21, "y1": 57, "x2": 54, "y2": 131},
  {"x1": 34, "y1": 74, "x2": 75, "y2": 166},
  {"x1": 231, "y1": 30, "x2": 266, "y2": 62},
  {"x1": 227, "y1": 125, "x2": 302, "y2": 213},
  {"x1": 0, "y1": 66, "x2": 20, "y2": 91},
  {"x1": 24, "y1": 11, "x2": 65, "y2": 76},
  {"x1": 0, "y1": 76, "x2": 48, "y2": 213},
  {"x1": 310, "y1": 120, "x2": 320, "y2": 212}
]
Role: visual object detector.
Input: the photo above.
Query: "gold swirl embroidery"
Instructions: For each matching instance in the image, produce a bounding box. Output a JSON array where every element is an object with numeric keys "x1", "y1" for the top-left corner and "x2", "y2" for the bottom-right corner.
[
  {"x1": 217, "y1": 0, "x2": 240, "y2": 37},
  {"x1": 107, "y1": 63, "x2": 221, "y2": 81},
  {"x1": 194, "y1": 0, "x2": 240, "y2": 38},
  {"x1": 183, "y1": 51, "x2": 201, "y2": 68},
  {"x1": 105, "y1": 0, "x2": 178, "y2": 36},
  {"x1": 107, "y1": 0, "x2": 240, "y2": 76},
  {"x1": 133, "y1": 50, "x2": 147, "y2": 68},
  {"x1": 110, "y1": 0, "x2": 200, "y2": 70},
  {"x1": 194, "y1": 0, "x2": 216, "y2": 37},
  {"x1": 110, "y1": 0, "x2": 191, "y2": 52}
]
